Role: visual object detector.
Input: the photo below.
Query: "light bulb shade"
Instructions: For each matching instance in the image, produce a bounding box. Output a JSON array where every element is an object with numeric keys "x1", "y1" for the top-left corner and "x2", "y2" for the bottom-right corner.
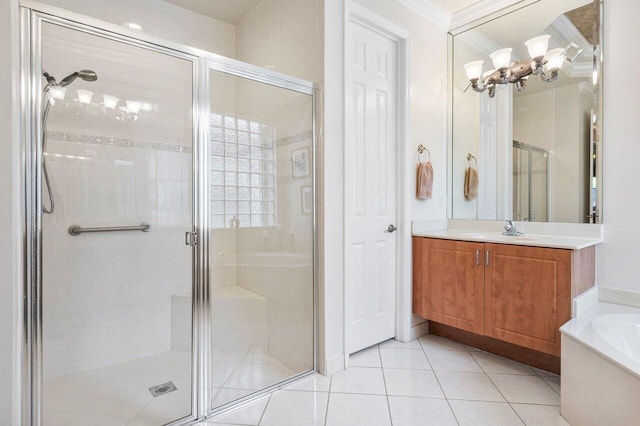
[
  {"x1": 463, "y1": 60, "x2": 484, "y2": 80},
  {"x1": 489, "y1": 48, "x2": 512, "y2": 70},
  {"x1": 76, "y1": 89, "x2": 93, "y2": 104},
  {"x1": 49, "y1": 86, "x2": 66, "y2": 101},
  {"x1": 126, "y1": 100, "x2": 141, "y2": 114},
  {"x1": 545, "y1": 48, "x2": 565, "y2": 71},
  {"x1": 103, "y1": 95, "x2": 119, "y2": 109},
  {"x1": 525, "y1": 35, "x2": 550, "y2": 59}
]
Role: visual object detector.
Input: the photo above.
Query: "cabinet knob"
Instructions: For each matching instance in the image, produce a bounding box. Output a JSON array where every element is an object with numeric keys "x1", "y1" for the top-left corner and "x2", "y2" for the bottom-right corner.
[
  {"x1": 485, "y1": 250, "x2": 490, "y2": 267},
  {"x1": 475, "y1": 249, "x2": 480, "y2": 265}
]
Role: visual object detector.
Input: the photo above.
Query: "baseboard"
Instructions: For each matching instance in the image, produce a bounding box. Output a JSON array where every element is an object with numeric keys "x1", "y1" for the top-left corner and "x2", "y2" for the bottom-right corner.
[
  {"x1": 408, "y1": 321, "x2": 429, "y2": 341},
  {"x1": 321, "y1": 354, "x2": 345, "y2": 376},
  {"x1": 429, "y1": 322, "x2": 560, "y2": 374}
]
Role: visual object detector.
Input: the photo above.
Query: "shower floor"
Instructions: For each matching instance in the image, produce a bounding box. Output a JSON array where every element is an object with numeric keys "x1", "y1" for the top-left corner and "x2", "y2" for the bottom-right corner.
[{"x1": 43, "y1": 344, "x2": 296, "y2": 426}]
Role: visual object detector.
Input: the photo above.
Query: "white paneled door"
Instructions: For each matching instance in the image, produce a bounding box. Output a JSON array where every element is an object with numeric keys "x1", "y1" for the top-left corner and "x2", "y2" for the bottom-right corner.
[{"x1": 346, "y1": 21, "x2": 397, "y2": 354}]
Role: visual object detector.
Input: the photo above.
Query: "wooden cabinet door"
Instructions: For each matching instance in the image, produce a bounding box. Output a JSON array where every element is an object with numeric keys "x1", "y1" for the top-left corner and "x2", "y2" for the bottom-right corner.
[
  {"x1": 413, "y1": 238, "x2": 485, "y2": 334},
  {"x1": 484, "y1": 243, "x2": 571, "y2": 356}
]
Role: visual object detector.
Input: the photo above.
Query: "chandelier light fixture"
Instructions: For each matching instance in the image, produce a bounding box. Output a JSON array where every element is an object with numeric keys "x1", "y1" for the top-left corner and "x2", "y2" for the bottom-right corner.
[{"x1": 463, "y1": 34, "x2": 574, "y2": 97}]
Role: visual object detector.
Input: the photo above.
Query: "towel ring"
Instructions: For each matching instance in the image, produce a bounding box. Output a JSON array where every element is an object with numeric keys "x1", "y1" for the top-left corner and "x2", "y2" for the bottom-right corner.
[
  {"x1": 467, "y1": 153, "x2": 477, "y2": 166},
  {"x1": 417, "y1": 144, "x2": 431, "y2": 163}
]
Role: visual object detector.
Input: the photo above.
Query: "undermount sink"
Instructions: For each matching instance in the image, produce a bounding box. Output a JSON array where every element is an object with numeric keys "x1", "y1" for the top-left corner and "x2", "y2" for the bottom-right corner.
[
  {"x1": 462, "y1": 232, "x2": 538, "y2": 241},
  {"x1": 462, "y1": 232, "x2": 499, "y2": 238}
]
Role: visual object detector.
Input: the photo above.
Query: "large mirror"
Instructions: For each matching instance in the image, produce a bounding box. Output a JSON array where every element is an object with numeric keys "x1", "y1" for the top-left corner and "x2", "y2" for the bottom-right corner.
[{"x1": 449, "y1": 0, "x2": 602, "y2": 223}]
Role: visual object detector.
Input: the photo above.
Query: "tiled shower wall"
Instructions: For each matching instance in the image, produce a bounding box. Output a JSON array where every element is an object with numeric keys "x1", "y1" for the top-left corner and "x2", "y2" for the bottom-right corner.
[
  {"x1": 40, "y1": 0, "x2": 321, "y2": 379},
  {"x1": 42, "y1": 135, "x2": 193, "y2": 379}
]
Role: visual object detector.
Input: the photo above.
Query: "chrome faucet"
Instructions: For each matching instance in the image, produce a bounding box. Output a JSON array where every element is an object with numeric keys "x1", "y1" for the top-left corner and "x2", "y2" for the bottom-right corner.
[{"x1": 503, "y1": 220, "x2": 524, "y2": 237}]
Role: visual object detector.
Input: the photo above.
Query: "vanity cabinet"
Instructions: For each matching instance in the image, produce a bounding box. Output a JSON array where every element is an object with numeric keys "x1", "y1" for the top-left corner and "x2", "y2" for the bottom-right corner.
[
  {"x1": 413, "y1": 237, "x2": 594, "y2": 357},
  {"x1": 412, "y1": 238, "x2": 485, "y2": 334}
]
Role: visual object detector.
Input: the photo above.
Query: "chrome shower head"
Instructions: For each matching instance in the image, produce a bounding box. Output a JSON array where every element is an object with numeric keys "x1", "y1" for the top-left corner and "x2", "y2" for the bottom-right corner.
[{"x1": 59, "y1": 70, "x2": 98, "y2": 87}]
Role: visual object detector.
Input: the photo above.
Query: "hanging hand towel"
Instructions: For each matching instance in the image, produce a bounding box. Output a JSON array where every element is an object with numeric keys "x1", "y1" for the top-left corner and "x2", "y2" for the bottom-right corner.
[
  {"x1": 416, "y1": 161, "x2": 434, "y2": 200},
  {"x1": 464, "y1": 166, "x2": 479, "y2": 200}
]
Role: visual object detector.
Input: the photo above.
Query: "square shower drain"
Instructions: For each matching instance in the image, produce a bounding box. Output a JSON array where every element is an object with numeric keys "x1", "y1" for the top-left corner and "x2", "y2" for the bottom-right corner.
[{"x1": 149, "y1": 381, "x2": 177, "y2": 397}]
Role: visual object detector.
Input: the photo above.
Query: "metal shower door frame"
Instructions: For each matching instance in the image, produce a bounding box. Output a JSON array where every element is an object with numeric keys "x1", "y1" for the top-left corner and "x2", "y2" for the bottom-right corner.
[
  {"x1": 20, "y1": 2, "x2": 318, "y2": 425},
  {"x1": 513, "y1": 140, "x2": 550, "y2": 222}
]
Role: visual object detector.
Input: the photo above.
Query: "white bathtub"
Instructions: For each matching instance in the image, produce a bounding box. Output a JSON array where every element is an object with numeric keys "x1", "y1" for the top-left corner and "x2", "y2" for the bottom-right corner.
[{"x1": 560, "y1": 303, "x2": 640, "y2": 426}]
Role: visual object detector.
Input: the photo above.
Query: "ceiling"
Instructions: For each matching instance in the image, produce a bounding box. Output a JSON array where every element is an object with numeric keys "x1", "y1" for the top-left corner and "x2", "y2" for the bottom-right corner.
[
  {"x1": 471, "y1": 0, "x2": 591, "y2": 50},
  {"x1": 163, "y1": 0, "x2": 262, "y2": 24},
  {"x1": 429, "y1": 0, "x2": 484, "y2": 13},
  {"x1": 566, "y1": 3, "x2": 599, "y2": 44}
]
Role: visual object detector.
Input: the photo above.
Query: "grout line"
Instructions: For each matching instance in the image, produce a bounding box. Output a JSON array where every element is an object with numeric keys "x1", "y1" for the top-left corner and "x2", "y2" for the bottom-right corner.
[
  {"x1": 345, "y1": 364, "x2": 384, "y2": 369},
  {"x1": 540, "y1": 376, "x2": 562, "y2": 396},
  {"x1": 281, "y1": 388, "x2": 330, "y2": 393},
  {"x1": 323, "y1": 375, "x2": 333, "y2": 426},
  {"x1": 483, "y1": 371, "x2": 526, "y2": 425},
  {"x1": 497, "y1": 401, "x2": 561, "y2": 407},
  {"x1": 419, "y1": 337, "x2": 460, "y2": 426},
  {"x1": 256, "y1": 393, "x2": 272, "y2": 426},
  {"x1": 328, "y1": 390, "x2": 390, "y2": 397},
  {"x1": 378, "y1": 345, "x2": 395, "y2": 426}
]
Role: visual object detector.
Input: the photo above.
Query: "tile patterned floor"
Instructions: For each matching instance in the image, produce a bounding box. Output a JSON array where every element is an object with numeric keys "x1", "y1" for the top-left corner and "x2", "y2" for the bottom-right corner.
[{"x1": 203, "y1": 335, "x2": 568, "y2": 426}]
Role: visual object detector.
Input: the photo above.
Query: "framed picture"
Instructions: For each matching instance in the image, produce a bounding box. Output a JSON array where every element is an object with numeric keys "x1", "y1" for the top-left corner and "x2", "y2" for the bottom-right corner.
[
  {"x1": 301, "y1": 185, "x2": 312, "y2": 214},
  {"x1": 291, "y1": 148, "x2": 310, "y2": 178}
]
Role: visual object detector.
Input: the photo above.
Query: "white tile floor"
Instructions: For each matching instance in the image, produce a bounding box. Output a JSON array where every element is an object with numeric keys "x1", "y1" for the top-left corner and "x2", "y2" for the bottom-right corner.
[{"x1": 203, "y1": 335, "x2": 568, "y2": 426}]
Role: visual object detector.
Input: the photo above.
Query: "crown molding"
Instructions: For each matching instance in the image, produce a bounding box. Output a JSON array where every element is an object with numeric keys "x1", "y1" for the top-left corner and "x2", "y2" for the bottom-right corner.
[
  {"x1": 548, "y1": 14, "x2": 593, "y2": 79},
  {"x1": 395, "y1": 0, "x2": 452, "y2": 31},
  {"x1": 578, "y1": 81, "x2": 594, "y2": 97},
  {"x1": 564, "y1": 61, "x2": 593, "y2": 79},
  {"x1": 550, "y1": 14, "x2": 590, "y2": 51},
  {"x1": 450, "y1": 0, "x2": 531, "y2": 32}
]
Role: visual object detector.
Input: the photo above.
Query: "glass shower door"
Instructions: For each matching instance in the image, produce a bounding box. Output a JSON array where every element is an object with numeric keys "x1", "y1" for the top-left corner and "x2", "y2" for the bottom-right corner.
[
  {"x1": 40, "y1": 22, "x2": 195, "y2": 425},
  {"x1": 513, "y1": 142, "x2": 549, "y2": 222},
  {"x1": 513, "y1": 145, "x2": 530, "y2": 221},
  {"x1": 530, "y1": 150, "x2": 548, "y2": 222},
  {"x1": 207, "y1": 69, "x2": 315, "y2": 409}
]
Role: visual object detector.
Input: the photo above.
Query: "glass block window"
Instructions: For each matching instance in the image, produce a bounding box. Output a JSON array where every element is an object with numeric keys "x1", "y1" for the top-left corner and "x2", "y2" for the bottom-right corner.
[{"x1": 210, "y1": 113, "x2": 276, "y2": 228}]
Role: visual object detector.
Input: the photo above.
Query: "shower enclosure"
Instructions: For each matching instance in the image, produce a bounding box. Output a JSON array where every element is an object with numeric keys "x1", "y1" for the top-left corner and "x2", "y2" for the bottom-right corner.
[
  {"x1": 22, "y1": 5, "x2": 316, "y2": 426},
  {"x1": 513, "y1": 141, "x2": 549, "y2": 222}
]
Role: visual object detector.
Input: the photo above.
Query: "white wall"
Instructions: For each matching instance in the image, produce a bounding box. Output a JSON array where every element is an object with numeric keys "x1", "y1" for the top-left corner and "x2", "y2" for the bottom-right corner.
[
  {"x1": 0, "y1": 0, "x2": 20, "y2": 423},
  {"x1": 36, "y1": 0, "x2": 236, "y2": 57},
  {"x1": 451, "y1": 37, "x2": 481, "y2": 219},
  {"x1": 236, "y1": 0, "x2": 323, "y2": 83},
  {"x1": 597, "y1": 0, "x2": 640, "y2": 291},
  {"x1": 319, "y1": 0, "x2": 345, "y2": 376}
]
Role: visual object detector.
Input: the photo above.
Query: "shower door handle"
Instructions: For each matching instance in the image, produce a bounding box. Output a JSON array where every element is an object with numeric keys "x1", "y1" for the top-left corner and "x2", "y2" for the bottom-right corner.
[{"x1": 185, "y1": 231, "x2": 198, "y2": 246}]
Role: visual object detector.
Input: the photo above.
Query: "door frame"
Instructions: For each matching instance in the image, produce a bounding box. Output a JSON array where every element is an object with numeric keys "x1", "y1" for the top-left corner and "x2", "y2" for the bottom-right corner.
[
  {"x1": 344, "y1": 3, "x2": 411, "y2": 362},
  {"x1": 20, "y1": 2, "x2": 318, "y2": 425}
]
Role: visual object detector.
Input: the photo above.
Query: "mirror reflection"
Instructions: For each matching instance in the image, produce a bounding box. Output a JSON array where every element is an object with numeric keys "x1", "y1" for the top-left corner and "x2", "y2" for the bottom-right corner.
[{"x1": 450, "y1": 0, "x2": 602, "y2": 223}]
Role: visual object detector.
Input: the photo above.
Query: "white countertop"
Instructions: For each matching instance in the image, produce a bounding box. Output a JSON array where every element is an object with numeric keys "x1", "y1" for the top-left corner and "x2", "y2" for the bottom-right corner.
[{"x1": 412, "y1": 219, "x2": 603, "y2": 250}]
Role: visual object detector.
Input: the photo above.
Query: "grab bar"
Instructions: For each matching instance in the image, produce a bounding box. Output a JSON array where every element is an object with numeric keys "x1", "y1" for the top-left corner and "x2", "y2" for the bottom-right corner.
[{"x1": 68, "y1": 222, "x2": 151, "y2": 236}]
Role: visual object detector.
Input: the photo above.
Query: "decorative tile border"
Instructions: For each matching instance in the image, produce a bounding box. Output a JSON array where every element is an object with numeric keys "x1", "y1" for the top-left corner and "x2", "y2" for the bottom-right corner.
[
  {"x1": 275, "y1": 130, "x2": 313, "y2": 147},
  {"x1": 47, "y1": 129, "x2": 313, "y2": 152},
  {"x1": 47, "y1": 131, "x2": 193, "y2": 153}
]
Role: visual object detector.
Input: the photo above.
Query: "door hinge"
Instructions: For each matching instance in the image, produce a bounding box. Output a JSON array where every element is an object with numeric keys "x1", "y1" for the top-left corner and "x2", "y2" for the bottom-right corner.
[{"x1": 185, "y1": 231, "x2": 198, "y2": 246}]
